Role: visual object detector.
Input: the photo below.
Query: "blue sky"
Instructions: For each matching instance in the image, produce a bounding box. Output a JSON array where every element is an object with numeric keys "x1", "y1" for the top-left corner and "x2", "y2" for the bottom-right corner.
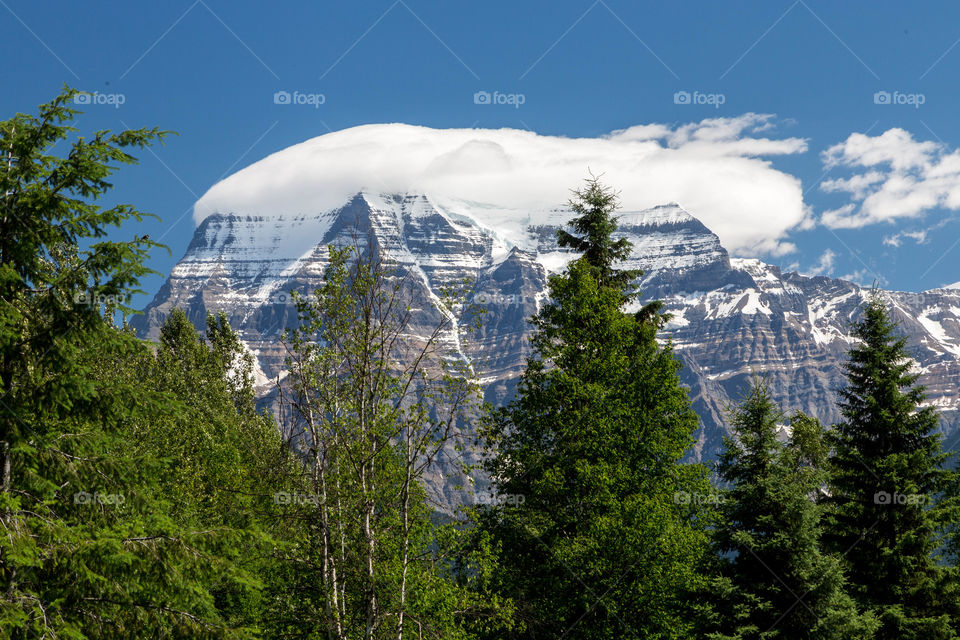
[{"x1": 4, "y1": 0, "x2": 960, "y2": 306}]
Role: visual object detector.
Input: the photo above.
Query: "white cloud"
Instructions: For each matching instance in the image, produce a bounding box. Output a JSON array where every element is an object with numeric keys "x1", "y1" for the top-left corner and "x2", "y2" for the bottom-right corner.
[
  {"x1": 841, "y1": 268, "x2": 887, "y2": 287},
  {"x1": 882, "y1": 229, "x2": 928, "y2": 247},
  {"x1": 194, "y1": 114, "x2": 808, "y2": 256},
  {"x1": 820, "y1": 128, "x2": 960, "y2": 228},
  {"x1": 804, "y1": 248, "x2": 837, "y2": 276},
  {"x1": 822, "y1": 128, "x2": 937, "y2": 172}
]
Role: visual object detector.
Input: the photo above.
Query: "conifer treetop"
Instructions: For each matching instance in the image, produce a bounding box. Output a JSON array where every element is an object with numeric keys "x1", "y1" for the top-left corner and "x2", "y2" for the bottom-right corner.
[{"x1": 556, "y1": 173, "x2": 642, "y2": 294}]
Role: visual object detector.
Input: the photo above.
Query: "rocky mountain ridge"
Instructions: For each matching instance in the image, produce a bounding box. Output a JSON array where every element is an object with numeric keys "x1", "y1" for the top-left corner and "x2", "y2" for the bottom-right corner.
[{"x1": 131, "y1": 191, "x2": 960, "y2": 500}]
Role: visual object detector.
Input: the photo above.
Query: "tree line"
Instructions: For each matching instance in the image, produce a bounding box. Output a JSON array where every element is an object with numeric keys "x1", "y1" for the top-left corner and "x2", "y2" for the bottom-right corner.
[{"x1": 2, "y1": 87, "x2": 960, "y2": 639}]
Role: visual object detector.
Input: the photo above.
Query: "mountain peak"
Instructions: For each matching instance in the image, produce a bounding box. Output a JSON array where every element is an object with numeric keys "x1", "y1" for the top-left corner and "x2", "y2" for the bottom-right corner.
[
  {"x1": 190, "y1": 123, "x2": 807, "y2": 256},
  {"x1": 618, "y1": 203, "x2": 695, "y2": 228},
  {"x1": 133, "y1": 189, "x2": 960, "y2": 504}
]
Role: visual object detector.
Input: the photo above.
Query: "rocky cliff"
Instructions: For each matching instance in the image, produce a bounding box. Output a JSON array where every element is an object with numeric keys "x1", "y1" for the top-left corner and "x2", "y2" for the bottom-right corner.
[{"x1": 132, "y1": 191, "x2": 960, "y2": 503}]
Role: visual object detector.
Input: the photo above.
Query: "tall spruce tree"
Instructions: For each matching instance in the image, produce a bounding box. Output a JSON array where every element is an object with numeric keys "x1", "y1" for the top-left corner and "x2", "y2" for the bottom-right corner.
[
  {"x1": 476, "y1": 176, "x2": 713, "y2": 639},
  {"x1": 137, "y1": 309, "x2": 284, "y2": 630},
  {"x1": 826, "y1": 294, "x2": 955, "y2": 639},
  {"x1": 555, "y1": 175, "x2": 638, "y2": 292},
  {"x1": 710, "y1": 380, "x2": 875, "y2": 639},
  {"x1": 0, "y1": 87, "x2": 264, "y2": 638},
  {"x1": 556, "y1": 174, "x2": 664, "y2": 324}
]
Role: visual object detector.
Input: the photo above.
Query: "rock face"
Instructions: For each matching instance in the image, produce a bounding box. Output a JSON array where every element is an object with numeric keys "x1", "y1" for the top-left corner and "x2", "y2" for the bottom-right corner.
[{"x1": 132, "y1": 191, "x2": 960, "y2": 499}]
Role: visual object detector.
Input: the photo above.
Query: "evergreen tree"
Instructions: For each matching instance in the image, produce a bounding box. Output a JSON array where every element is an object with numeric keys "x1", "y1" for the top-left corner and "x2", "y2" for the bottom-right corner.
[
  {"x1": 556, "y1": 175, "x2": 639, "y2": 292},
  {"x1": 0, "y1": 87, "x2": 259, "y2": 637},
  {"x1": 557, "y1": 175, "x2": 664, "y2": 324},
  {"x1": 826, "y1": 294, "x2": 955, "y2": 639},
  {"x1": 147, "y1": 309, "x2": 280, "y2": 528},
  {"x1": 476, "y1": 176, "x2": 713, "y2": 639},
  {"x1": 710, "y1": 380, "x2": 875, "y2": 639},
  {"x1": 265, "y1": 244, "x2": 512, "y2": 639},
  {"x1": 137, "y1": 309, "x2": 285, "y2": 630}
]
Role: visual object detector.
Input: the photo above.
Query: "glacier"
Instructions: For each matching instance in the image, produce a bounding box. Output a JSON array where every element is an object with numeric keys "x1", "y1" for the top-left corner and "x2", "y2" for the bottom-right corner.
[{"x1": 132, "y1": 190, "x2": 960, "y2": 507}]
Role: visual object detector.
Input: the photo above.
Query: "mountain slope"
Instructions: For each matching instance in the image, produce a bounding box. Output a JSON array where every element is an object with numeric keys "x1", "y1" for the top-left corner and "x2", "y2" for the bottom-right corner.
[{"x1": 132, "y1": 192, "x2": 960, "y2": 496}]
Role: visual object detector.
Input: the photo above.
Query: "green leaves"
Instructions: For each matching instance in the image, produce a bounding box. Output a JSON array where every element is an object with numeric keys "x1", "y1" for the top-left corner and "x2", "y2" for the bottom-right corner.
[
  {"x1": 556, "y1": 175, "x2": 640, "y2": 295},
  {"x1": 712, "y1": 380, "x2": 875, "y2": 639},
  {"x1": 0, "y1": 87, "x2": 276, "y2": 638},
  {"x1": 826, "y1": 294, "x2": 956, "y2": 639},
  {"x1": 8, "y1": 90, "x2": 960, "y2": 639},
  {"x1": 478, "y1": 176, "x2": 711, "y2": 639},
  {"x1": 266, "y1": 243, "x2": 508, "y2": 639}
]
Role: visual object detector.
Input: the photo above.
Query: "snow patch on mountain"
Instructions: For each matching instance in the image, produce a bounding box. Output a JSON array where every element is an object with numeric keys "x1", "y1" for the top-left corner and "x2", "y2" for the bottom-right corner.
[
  {"x1": 191, "y1": 121, "x2": 809, "y2": 256},
  {"x1": 916, "y1": 312, "x2": 960, "y2": 358},
  {"x1": 134, "y1": 190, "x2": 960, "y2": 483},
  {"x1": 619, "y1": 203, "x2": 693, "y2": 227}
]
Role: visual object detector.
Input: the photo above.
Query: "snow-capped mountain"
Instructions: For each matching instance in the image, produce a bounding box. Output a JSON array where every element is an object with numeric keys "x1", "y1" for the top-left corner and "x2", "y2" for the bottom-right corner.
[{"x1": 132, "y1": 191, "x2": 960, "y2": 501}]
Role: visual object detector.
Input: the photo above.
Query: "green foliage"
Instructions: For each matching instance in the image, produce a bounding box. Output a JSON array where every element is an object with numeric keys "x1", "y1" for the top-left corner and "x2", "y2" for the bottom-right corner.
[
  {"x1": 477, "y1": 176, "x2": 713, "y2": 638},
  {"x1": 10, "y1": 88, "x2": 960, "y2": 640},
  {"x1": 264, "y1": 244, "x2": 511, "y2": 639},
  {"x1": 709, "y1": 380, "x2": 875, "y2": 639},
  {"x1": 146, "y1": 309, "x2": 279, "y2": 526},
  {"x1": 0, "y1": 87, "x2": 274, "y2": 638},
  {"x1": 136, "y1": 309, "x2": 285, "y2": 631},
  {"x1": 0, "y1": 86, "x2": 167, "y2": 467},
  {"x1": 826, "y1": 294, "x2": 956, "y2": 639},
  {"x1": 556, "y1": 174, "x2": 639, "y2": 293}
]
